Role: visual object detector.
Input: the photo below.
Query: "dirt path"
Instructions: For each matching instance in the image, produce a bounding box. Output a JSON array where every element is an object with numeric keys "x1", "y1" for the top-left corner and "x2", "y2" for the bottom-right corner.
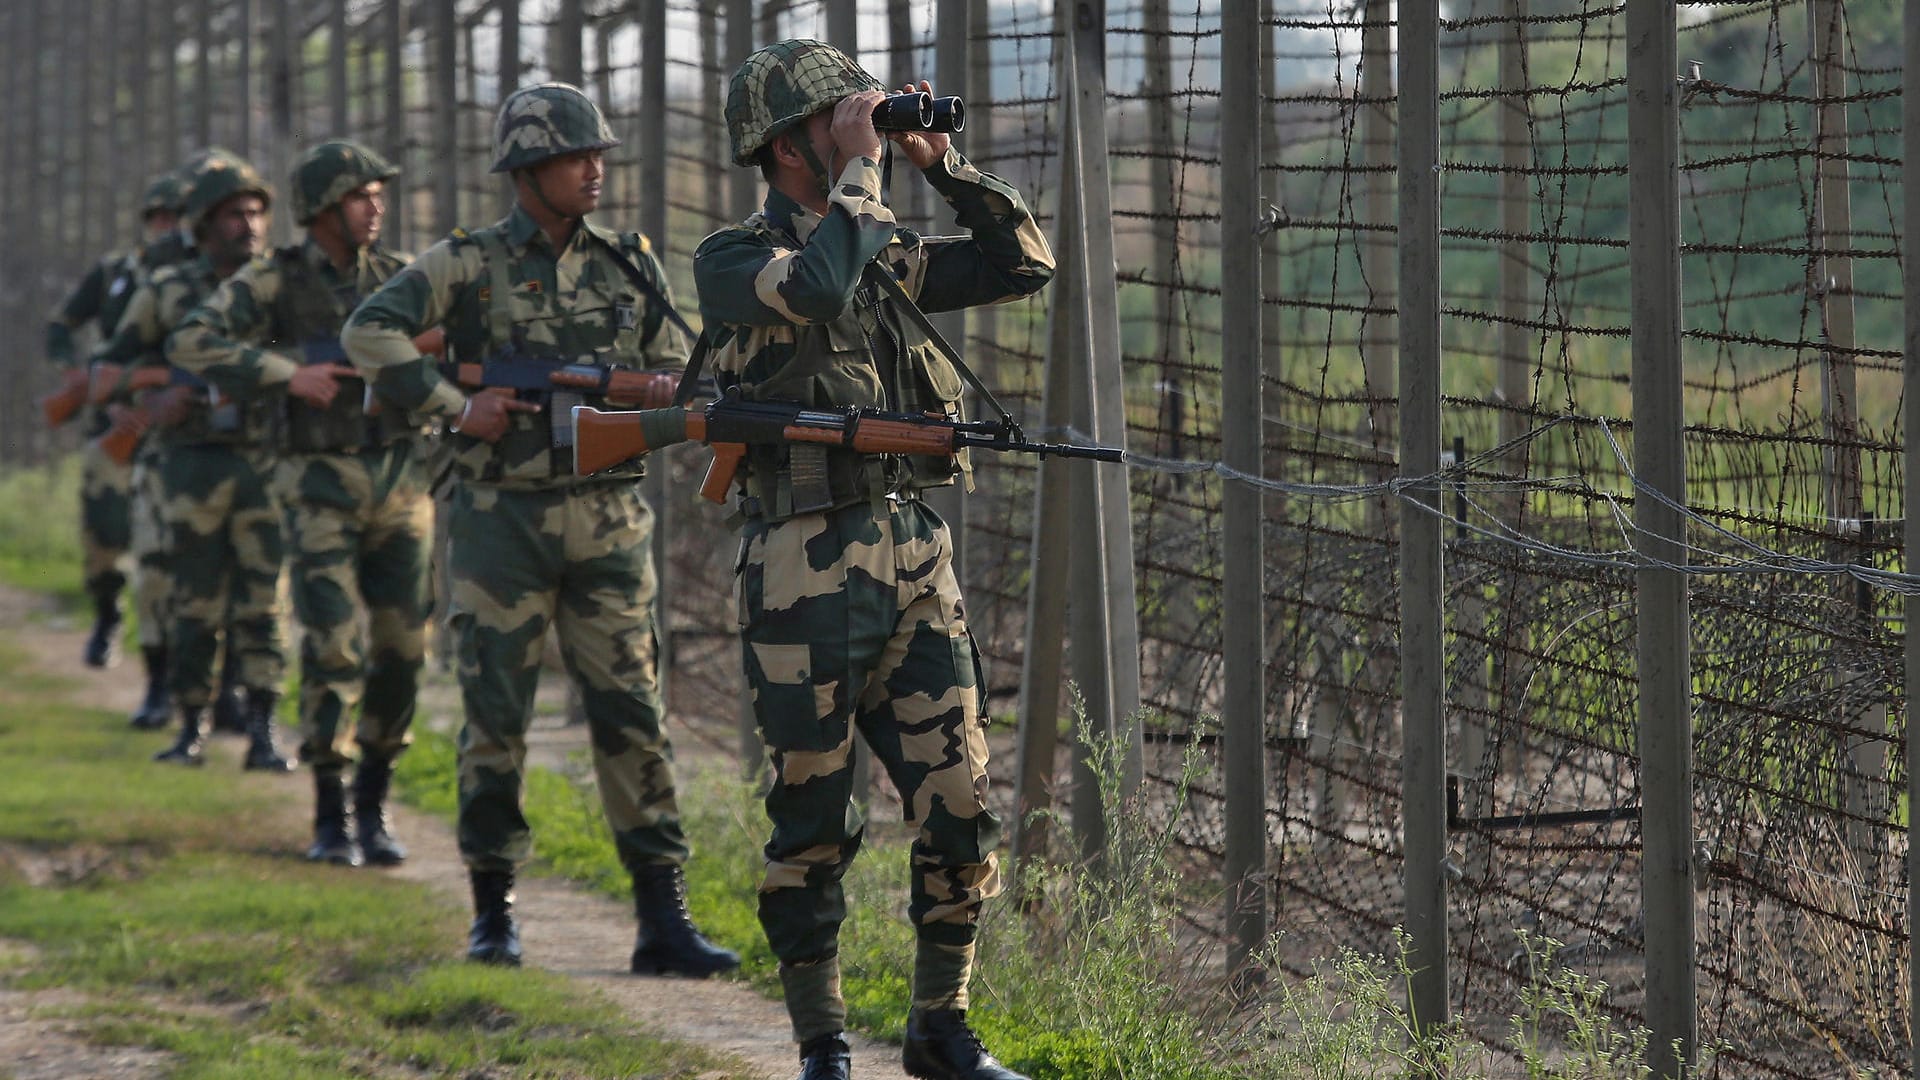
[{"x1": 0, "y1": 585, "x2": 911, "y2": 1080}]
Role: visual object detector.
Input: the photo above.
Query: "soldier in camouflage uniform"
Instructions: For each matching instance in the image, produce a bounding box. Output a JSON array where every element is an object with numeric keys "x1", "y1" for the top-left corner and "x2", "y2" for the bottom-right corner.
[
  {"x1": 96, "y1": 150, "x2": 292, "y2": 772},
  {"x1": 171, "y1": 141, "x2": 428, "y2": 868},
  {"x1": 342, "y1": 83, "x2": 737, "y2": 976},
  {"x1": 696, "y1": 41, "x2": 1053, "y2": 1080},
  {"x1": 47, "y1": 173, "x2": 191, "y2": 680}
]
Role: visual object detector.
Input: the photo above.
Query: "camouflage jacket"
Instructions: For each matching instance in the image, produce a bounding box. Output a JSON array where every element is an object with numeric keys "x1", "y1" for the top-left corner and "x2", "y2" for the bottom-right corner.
[
  {"x1": 170, "y1": 239, "x2": 416, "y2": 464},
  {"x1": 691, "y1": 147, "x2": 1054, "y2": 517},
  {"x1": 96, "y1": 254, "x2": 272, "y2": 449},
  {"x1": 47, "y1": 230, "x2": 194, "y2": 368},
  {"x1": 342, "y1": 203, "x2": 687, "y2": 489}
]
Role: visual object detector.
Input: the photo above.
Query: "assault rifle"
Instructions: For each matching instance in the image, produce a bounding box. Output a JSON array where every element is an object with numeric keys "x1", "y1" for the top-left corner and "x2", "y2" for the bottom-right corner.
[
  {"x1": 89, "y1": 361, "x2": 195, "y2": 405},
  {"x1": 39, "y1": 368, "x2": 91, "y2": 427},
  {"x1": 571, "y1": 393, "x2": 1124, "y2": 501},
  {"x1": 441, "y1": 353, "x2": 712, "y2": 410},
  {"x1": 96, "y1": 383, "x2": 202, "y2": 464}
]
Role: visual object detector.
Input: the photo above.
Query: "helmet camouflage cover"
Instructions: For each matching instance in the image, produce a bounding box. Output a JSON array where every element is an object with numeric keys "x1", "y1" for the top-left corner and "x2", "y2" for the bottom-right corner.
[
  {"x1": 490, "y1": 82, "x2": 620, "y2": 173},
  {"x1": 290, "y1": 140, "x2": 400, "y2": 225},
  {"x1": 141, "y1": 173, "x2": 187, "y2": 217},
  {"x1": 726, "y1": 39, "x2": 884, "y2": 167},
  {"x1": 182, "y1": 149, "x2": 274, "y2": 232}
]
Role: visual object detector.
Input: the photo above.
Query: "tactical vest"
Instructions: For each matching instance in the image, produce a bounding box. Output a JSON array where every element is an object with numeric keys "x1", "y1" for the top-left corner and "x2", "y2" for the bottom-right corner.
[
  {"x1": 732, "y1": 217, "x2": 965, "y2": 522},
  {"x1": 160, "y1": 263, "x2": 273, "y2": 449},
  {"x1": 446, "y1": 225, "x2": 654, "y2": 487},
  {"x1": 80, "y1": 254, "x2": 151, "y2": 439},
  {"x1": 270, "y1": 244, "x2": 415, "y2": 454}
]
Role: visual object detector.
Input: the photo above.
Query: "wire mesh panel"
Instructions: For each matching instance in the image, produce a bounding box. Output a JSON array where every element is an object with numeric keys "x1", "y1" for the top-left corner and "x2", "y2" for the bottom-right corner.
[{"x1": 2, "y1": 2, "x2": 1915, "y2": 1075}]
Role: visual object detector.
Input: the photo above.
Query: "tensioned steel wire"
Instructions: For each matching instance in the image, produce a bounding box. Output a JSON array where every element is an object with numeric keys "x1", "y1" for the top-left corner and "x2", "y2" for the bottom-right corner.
[{"x1": 6, "y1": 2, "x2": 1911, "y2": 1074}]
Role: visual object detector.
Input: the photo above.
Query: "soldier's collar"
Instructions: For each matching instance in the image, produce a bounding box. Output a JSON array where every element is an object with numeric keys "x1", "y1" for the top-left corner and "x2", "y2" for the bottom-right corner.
[
  {"x1": 502, "y1": 204, "x2": 543, "y2": 248},
  {"x1": 503, "y1": 202, "x2": 592, "y2": 253},
  {"x1": 763, "y1": 188, "x2": 825, "y2": 248}
]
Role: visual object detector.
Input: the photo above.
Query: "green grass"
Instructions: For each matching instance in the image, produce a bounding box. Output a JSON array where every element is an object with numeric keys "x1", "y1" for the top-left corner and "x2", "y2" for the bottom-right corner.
[
  {"x1": 0, "y1": 454, "x2": 85, "y2": 608},
  {"x1": 392, "y1": 718, "x2": 1698, "y2": 1079},
  {"x1": 0, "y1": 641, "x2": 731, "y2": 1079}
]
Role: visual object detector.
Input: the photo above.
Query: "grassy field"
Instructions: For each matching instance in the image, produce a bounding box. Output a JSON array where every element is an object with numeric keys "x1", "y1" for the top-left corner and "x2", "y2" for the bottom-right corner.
[
  {"x1": 0, "y1": 640, "x2": 731, "y2": 1079},
  {"x1": 0, "y1": 452, "x2": 1711, "y2": 1078}
]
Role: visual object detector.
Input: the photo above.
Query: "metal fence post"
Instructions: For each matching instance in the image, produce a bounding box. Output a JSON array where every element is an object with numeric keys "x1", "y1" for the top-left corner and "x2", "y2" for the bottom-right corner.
[
  {"x1": 1220, "y1": 0, "x2": 1268, "y2": 992},
  {"x1": 827, "y1": 0, "x2": 857, "y2": 49},
  {"x1": 236, "y1": 0, "x2": 255, "y2": 158},
  {"x1": 1904, "y1": 5, "x2": 1920, "y2": 1072},
  {"x1": 77, "y1": 0, "x2": 98, "y2": 260},
  {"x1": 1396, "y1": 0, "x2": 1449, "y2": 1045},
  {"x1": 161, "y1": 0, "x2": 180, "y2": 161},
  {"x1": 383, "y1": 0, "x2": 406, "y2": 244},
  {"x1": 432, "y1": 0, "x2": 459, "y2": 236},
  {"x1": 1627, "y1": 0, "x2": 1696, "y2": 1074},
  {"x1": 637, "y1": 0, "x2": 673, "y2": 717},
  {"x1": 552, "y1": 0, "x2": 584, "y2": 85},
  {"x1": 726, "y1": 0, "x2": 757, "y2": 222},
  {"x1": 195, "y1": 0, "x2": 213, "y2": 149},
  {"x1": 701, "y1": 1, "x2": 723, "y2": 225},
  {"x1": 1810, "y1": 0, "x2": 1859, "y2": 530},
  {"x1": 1498, "y1": 0, "x2": 1530, "y2": 455},
  {"x1": 1061, "y1": 0, "x2": 1144, "y2": 803},
  {"x1": 1014, "y1": 164, "x2": 1080, "y2": 866}
]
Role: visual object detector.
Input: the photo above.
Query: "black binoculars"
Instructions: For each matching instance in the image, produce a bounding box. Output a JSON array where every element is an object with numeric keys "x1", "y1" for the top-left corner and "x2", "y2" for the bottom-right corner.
[{"x1": 871, "y1": 92, "x2": 966, "y2": 134}]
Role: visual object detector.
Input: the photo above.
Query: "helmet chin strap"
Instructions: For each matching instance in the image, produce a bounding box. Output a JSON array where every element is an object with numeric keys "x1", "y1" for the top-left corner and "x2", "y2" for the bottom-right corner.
[
  {"x1": 795, "y1": 139, "x2": 834, "y2": 203},
  {"x1": 333, "y1": 204, "x2": 362, "y2": 254},
  {"x1": 523, "y1": 167, "x2": 585, "y2": 231}
]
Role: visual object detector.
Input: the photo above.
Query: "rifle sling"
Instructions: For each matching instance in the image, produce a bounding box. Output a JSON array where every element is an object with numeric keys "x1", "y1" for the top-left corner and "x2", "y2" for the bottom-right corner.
[
  {"x1": 860, "y1": 263, "x2": 1019, "y2": 433},
  {"x1": 580, "y1": 228, "x2": 714, "y2": 411}
]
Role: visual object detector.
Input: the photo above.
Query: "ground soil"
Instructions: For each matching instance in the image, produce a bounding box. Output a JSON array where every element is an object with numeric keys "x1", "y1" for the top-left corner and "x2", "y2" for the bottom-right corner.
[{"x1": 0, "y1": 584, "x2": 912, "y2": 1080}]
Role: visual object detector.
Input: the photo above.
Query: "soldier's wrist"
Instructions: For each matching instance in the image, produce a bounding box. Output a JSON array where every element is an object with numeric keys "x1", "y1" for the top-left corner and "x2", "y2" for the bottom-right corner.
[{"x1": 450, "y1": 397, "x2": 474, "y2": 433}]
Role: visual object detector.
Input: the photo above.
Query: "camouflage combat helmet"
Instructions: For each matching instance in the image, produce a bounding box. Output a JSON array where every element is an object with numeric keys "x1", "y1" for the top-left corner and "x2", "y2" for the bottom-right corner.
[
  {"x1": 490, "y1": 83, "x2": 620, "y2": 173},
  {"x1": 182, "y1": 149, "x2": 274, "y2": 232},
  {"x1": 726, "y1": 39, "x2": 884, "y2": 167},
  {"x1": 141, "y1": 173, "x2": 187, "y2": 218},
  {"x1": 290, "y1": 140, "x2": 400, "y2": 225}
]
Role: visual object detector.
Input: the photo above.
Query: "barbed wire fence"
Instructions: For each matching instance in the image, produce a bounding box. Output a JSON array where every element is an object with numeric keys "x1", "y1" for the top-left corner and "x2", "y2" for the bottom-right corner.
[{"x1": 0, "y1": 1, "x2": 1914, "y2": 1076}]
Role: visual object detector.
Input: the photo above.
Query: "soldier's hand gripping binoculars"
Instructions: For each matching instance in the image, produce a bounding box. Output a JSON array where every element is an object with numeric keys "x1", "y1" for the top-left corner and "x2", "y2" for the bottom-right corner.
[{"x1": 871, "y1": 92, "x2": 966, "y2": 134}]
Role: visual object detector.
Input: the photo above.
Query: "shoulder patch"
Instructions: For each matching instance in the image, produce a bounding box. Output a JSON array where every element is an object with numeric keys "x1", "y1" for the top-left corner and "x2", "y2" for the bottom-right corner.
[{"x1": 449, "y1": 227, "x2": 469, "y2": 239}]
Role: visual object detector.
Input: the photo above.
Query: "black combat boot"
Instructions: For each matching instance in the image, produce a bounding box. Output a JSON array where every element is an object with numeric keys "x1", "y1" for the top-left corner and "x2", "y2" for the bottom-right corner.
[
  {"x1": 306, "y1": 768, "x2": 362, "y2": 866},
  {"x1": 241, "y1": 689, "x2": 295, "y2": 772},
  {"x1": 628, "y1": 864, "x2": 740, "y2": 977},
  {"x1": 129, "y1": 646, "x2": 172, "y2": 730},
  {"x1": 82, "y1": 585, "x2": 123, "y2": 669},
  {"x1": 153, "y1": 706, "x2": 207, "y2": 765},
  {"x1": 352, "y1": 754, "x2": 407, "y2": 866},
  {"x1": 466, "y1": 869, "x2": 522, "y2": 966},
  {"x1": 902, "y1": 1009, "x2": 1030, "y2": 1080},
  {"x1": 210, "y1": 679, "x2": 247, "y2": 734},
  {"x1": 796, "y1": 1033, "x2": 852, "y2": 1080}
]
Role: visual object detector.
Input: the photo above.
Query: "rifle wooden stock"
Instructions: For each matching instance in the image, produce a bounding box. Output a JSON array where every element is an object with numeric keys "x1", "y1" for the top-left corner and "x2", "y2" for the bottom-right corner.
[
  {"x1": 39, "y1": 368, "x2": 90, "y2": 427},
  {"x1": 571, "y1": 406, "x2": 697, "y2": 476},
  {"x1": 96, "y1": 412, "x2": 146, "y2": 465}
]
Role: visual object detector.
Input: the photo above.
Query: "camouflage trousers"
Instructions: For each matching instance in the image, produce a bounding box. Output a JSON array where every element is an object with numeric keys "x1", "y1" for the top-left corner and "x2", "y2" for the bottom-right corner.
[
  {"x1": 446, "y1": 481, "x2": 686, "y2": 873},
  {"x1": 162, "y1": 443, "x2": 287, "y2": 705},
  {"x1": 129, "y1": 454, "x2": 173, "y2": 650},
  {"x1": 80, "y1": 440, "x2": 133, "y2": 597},
  {"x1": 278, "y1": 446, "x2": 434, "y2": 771},
  {"x1": 737, "y1": 499, "x2": 1002, "y2": 1008}
]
